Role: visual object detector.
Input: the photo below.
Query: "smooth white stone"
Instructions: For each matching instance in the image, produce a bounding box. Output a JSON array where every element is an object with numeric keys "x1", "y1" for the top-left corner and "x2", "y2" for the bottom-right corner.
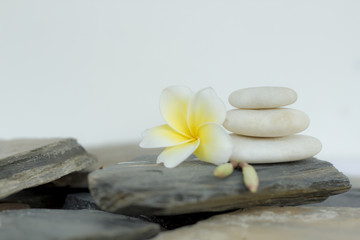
[
  {"x1": 224, "y1": 108, "x2": 310, "y2": 137},
  {"x1": 229, "y1": 87, "x2": 297, "y2": 109},
  {"x1": 230, "y1": 134, "x2": 322, "y2": 163}
]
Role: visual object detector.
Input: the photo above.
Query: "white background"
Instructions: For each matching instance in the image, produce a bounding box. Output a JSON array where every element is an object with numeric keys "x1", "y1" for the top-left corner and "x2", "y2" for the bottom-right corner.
[{"x1": 1, "y1": 0, "x2": 359, "y2": 175}]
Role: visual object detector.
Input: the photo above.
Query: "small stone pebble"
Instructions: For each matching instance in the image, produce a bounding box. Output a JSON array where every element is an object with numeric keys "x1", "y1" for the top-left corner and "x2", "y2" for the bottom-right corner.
[
  {"x1": 224, "y1": 108, "x2": 310, "y2": 137},
  {"x1": 230, "y1": 134, "x2": 322, "y2": 163},
  {"x1": 229, "y1": 86, "x2": 297, "y2": 109}
]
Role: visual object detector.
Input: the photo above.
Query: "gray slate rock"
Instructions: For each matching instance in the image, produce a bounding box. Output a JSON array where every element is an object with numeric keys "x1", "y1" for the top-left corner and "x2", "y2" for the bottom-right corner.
[
  {"x1": 0, "y1": 138, "x2": 97, "y2": 199},
  {"x1": 89, "y1": 155, "x2": 350, "y2": 216},
  {"x1": 0, "y1": 209, "x2": 160, "y2": 240},
  {"x1": 307, "y1": 189, "x2": 360, "y2": 208},
  {"x1": 62, "y1": 192, "x2": 222, "y2": 230},
  {"x1": 63, "y1": 193, "x2": 100, "y2": 210}
]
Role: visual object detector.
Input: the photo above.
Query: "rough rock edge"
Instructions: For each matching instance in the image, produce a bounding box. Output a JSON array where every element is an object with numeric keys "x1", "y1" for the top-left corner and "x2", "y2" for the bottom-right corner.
[
  {"x1": 89, "y1": 156, "x2": 350, "y2": 216},
  {"x1": 0, "y1": 139, "x2": 97, "y2": 199}
]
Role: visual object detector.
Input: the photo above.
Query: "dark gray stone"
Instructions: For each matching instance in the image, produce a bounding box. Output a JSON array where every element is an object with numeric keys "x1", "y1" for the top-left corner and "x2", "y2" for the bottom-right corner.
[
  {"x1": 307, "y1": 189, "x2": 360, "y2": 208},
  {"x1": 144, "y1": 211, "x2": 231, "y2": 230},
  {"x1": 62, "y1": 192, "x2": 220, "y2": 230},
  {"x1": 0, "y1": 185, "x2": 70, "y2": 208},
  {"x1": 89, "y1": 155, "x2": 351, "y2": 216},
  {"x1": 0, "y1": 209, "x2": 160, "y2": 240},
  {"x1": 63, "y1": 193, "x2": 100, "y2": 210},
  {"x1": 53, "y1": 171, "x2": 90, "y2": 188},
  {"x1": 0, "y1": 138, "x2": 97, "y2": 199}
]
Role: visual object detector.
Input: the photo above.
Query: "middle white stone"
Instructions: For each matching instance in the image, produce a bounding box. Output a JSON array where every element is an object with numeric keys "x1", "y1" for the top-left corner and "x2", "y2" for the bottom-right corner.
[{"x1": 224, "y1": 108, "x2": 310, "y2": 137}]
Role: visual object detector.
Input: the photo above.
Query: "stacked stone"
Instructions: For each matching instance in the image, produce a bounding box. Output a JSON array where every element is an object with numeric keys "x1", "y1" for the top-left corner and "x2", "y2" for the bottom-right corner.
[{"x1": 223, "y1": 86, "x2": 322, "y2": 163}]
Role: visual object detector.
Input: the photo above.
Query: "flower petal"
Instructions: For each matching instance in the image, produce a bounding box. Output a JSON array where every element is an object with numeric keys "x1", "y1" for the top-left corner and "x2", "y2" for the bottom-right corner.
[
  {"x1": 187, "y1": 87, "x2": 226, "y2": 136},
  {"x1": 194, "y1": 123, "x2": 233, "y2": 165},
  {"x1": 157, "y1": 139, "x2": 200, "y2": 168},
  {"x1": 140, "y1": 124, "x2": 191, "y2": 148},
  {"x1": 160, "y1": 86, "x2": 193, "y2": 137}
]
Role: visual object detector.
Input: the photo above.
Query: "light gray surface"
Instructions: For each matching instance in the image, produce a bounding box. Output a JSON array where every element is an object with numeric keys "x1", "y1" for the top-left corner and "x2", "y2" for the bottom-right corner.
[
  {"x1": 0, "y1": 138, "x2": 97, "y2": 199},
  {"x1": 89, "y1": 155, "x2": 350, "y2": 216},
  {"x1": 0, "y1": 209, "x2": 160, "y2": 240}
]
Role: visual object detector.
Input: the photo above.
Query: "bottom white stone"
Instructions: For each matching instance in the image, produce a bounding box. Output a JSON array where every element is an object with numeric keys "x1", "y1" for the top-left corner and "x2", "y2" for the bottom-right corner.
[{"x1": 230, "y1": 134, "x2": 322, "y2": 163}]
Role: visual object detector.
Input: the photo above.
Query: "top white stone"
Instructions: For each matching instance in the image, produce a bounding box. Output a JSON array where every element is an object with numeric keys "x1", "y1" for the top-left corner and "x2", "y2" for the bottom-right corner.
[{"x1": 229, "y1": 86, "x2": 297, "y2": 109}]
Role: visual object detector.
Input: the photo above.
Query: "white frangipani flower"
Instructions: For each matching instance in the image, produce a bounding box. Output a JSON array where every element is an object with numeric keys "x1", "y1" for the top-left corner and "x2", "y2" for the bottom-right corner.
[{"x1": 140, "y1": 86, "x2": 233, "y2": 168}]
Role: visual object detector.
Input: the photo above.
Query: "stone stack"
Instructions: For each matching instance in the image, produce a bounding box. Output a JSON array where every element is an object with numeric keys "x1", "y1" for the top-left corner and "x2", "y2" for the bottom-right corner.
[{"x1": 224, "y1": 86, "x2": 322, "y2": 163}]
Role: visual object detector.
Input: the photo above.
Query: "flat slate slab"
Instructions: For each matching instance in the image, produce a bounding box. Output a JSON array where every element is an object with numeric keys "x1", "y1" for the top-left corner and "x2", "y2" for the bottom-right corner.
[
  {"x1": 0, "y1": 138, "x2": 97, "y2": 199},
  {"x1": 153, "y1": 206, "x2": 360, "y2": 240},
  {"x1": 89, "y1": 155, "x2": 350, "y2": 216},
  {"x1": 0, "y1": 209, "x2": 160, "y2": 240}
]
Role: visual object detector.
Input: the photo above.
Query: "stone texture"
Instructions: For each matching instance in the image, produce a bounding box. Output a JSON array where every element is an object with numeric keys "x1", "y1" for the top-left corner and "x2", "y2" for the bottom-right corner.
[
  {"x1": 229, "y1": 86, "x2": 297, "y2": 109},
  {"x1": 224, "y1": 108, "x2": 310, "y2": 137},
  {"x1": 308, "y1": 189, "x2": 360, "y2": 208},
  {"x1": 151, "y1": 189, "x2": 360, "y2": 229},
  {"x1": 88, "y1": 155, "x2": 350, "y2": 216},
  {"x1": 0, "y1": 185, "x2": 71, "y2": 208},
  {"x1": 63, "y1": 193, "x2": 100, "y2": 210},
  {"x1": 53, "y1": 172, "x2": 90, "y2": 189},
  {"x1": 153, "y1": 206, "x2": 360, "y2": 240},
  {"x1": 0, "y1": 209, "x2": 160, "y2": 240},
  {"x1": 230, "y1": 134, "x2": 322, "y2": 163},
  {"x1": 62, "y1": 192, "x2": 216, "y2": 230},
  {"x1": 154, "y1": 188, "x2": 360, "y2": 229},
  {"x1": 0, "y1": 138, "x2": 97, "y2": 199}
]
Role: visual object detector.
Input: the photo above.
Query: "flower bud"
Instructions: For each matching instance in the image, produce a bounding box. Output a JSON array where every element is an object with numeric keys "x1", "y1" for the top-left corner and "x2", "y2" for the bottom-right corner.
[
  {"x1": 214, "y1": 163, "x2": 234, "y2": 178},
  {"x1": 240, "y1": 162, "x2": 259, "y2": 193}
]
